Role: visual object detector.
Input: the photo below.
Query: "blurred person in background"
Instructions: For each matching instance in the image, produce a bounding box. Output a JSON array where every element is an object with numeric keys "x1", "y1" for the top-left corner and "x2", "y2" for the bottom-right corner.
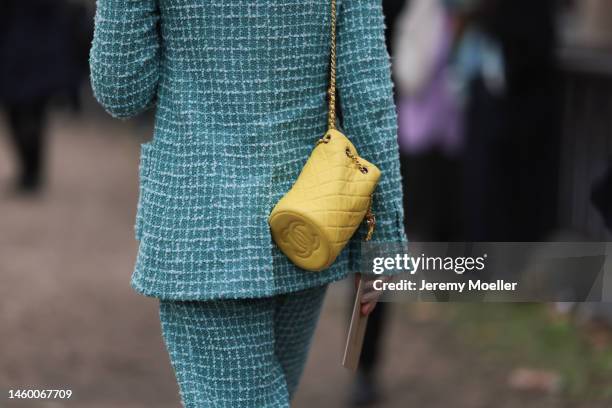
[
  {"x1": 455, "y1": 0, "x2": 560, "y2": 241},
  {"x1": 90, "y1": 0, "x2": 406, "y2": 407},
  {"x1": 394, "y1": 0, "x2": 464, "y2": 243},
  {"x1": 0, "y1": 0, "x2": 90, "y2": 193},
  {"x1": 395, "y1": 0, "x2": 560, "y2": 245}
]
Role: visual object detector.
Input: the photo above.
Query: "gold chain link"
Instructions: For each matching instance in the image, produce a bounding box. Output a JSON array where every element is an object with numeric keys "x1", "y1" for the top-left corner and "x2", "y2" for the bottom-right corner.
[
  {"x1": 365, "y1": 200, "x2": 376, "y2": 241},
  {"x1": 345, "y1": 147, "x2": 369, "y2": 174},
  {"x1": 327, "y1": 0, "x2": 337, "y2": 130},
  {"x1": 322, "y1": 0, "x2": 367, "y2": 175}
]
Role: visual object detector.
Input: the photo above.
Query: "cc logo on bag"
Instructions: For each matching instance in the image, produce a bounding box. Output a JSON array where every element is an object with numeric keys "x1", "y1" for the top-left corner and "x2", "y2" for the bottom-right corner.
[{"x1": 281, "y1": 221, "x2": 320, "y2": 259}]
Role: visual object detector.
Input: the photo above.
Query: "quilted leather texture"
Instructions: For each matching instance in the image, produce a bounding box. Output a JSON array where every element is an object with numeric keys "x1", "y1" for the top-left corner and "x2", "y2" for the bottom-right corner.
[{"x1": 269, "y1": 129, "x2": 381, "y2": 271}]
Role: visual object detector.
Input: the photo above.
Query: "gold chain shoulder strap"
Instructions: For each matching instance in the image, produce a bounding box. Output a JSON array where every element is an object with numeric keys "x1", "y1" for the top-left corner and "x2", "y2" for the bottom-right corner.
[
  {"x1": 324, "y1": 0, "x2": 376, "y2": 241},
  {"x1": 327, "y1": 0, "x2": 338, "y2": 130}
]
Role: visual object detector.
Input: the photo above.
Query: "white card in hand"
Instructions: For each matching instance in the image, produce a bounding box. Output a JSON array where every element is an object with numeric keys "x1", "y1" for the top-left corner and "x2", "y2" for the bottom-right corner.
[{"x1": 342, "y1": 275, "x2": 369, "y2": 371}]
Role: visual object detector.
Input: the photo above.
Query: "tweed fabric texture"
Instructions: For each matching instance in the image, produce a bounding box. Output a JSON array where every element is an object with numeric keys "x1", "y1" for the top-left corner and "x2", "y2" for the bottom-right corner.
[
  {"x1": 90, "y1": 0, "x2": 407, "y2": 300},
  {"x1": 159, "y1": 285, "x2": 327, "y2": 407}
]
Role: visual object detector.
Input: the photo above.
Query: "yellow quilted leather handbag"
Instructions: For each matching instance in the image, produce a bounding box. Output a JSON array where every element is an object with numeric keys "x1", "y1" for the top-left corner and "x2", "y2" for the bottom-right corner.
[{"x1": 269, "y1": 0, "x2": 380, "y2": 272}]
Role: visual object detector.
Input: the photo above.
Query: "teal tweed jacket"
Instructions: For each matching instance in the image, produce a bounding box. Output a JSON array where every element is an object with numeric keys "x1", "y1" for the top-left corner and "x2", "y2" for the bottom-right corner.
[{"x1": 90, "y1": 0, "x2": 406, "y2": 300}]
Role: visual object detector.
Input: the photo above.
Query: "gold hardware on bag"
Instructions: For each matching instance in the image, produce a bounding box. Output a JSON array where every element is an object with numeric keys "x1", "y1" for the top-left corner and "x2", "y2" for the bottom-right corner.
[
  {"x1": 345, "y1": 147, "x2": 369, "y2": 174},
  {"x1": 365, "y1": 200, "x2": 376, "y2": 242},
  {"x1": 268, "y1": 0, "x2": 381, "y2": 271}
]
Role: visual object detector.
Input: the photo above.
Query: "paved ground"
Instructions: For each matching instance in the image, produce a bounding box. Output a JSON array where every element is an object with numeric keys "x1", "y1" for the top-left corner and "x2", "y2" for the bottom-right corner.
[{"x1": 0, "y1": 109, "x2": 602, "y2": 408}]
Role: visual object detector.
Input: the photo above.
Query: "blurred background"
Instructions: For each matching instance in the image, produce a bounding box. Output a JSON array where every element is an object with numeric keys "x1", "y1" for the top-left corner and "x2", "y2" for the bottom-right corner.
[{"x1": 2, "y1": 0, "x2": 612, "y2": 407}]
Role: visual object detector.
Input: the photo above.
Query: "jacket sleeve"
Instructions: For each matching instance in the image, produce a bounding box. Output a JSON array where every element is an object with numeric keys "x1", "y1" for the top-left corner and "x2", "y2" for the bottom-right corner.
[
  {"x1": 89, "y1": 0, "x2": 161, "y2": 118},
  {"x1": 337, "y1": 0, "x2": 407, "y2": 243}
]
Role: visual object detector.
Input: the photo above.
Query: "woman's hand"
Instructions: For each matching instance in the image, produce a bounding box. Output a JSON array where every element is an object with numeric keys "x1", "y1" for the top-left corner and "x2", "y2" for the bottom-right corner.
[{"x1": 355, "y1": 273, "x2": 391, "y2": 316}]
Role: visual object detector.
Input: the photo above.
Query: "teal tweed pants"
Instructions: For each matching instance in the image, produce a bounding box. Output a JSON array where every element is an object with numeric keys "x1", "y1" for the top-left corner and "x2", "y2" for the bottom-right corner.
[{"x1": 159, "y1": 285, "x2": 328, "y2": 407}]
